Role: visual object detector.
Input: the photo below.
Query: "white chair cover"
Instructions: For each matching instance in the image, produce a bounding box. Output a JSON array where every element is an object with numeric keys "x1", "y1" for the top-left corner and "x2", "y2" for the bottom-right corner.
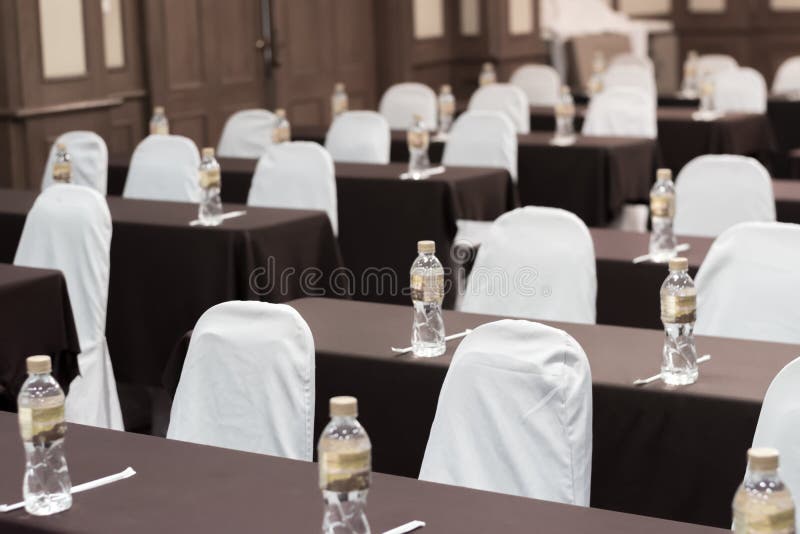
[
  {"x1": 442, "y1": 111, "x2": 517, "y2": 182},
  {"x1": 167, "y1": 301, "x2": 315, "y2": 460},
  {"x1": 603, "y1": 63, "x2": 657, "y2": 99},
  {"x1": 461, "y1": 207, "x2": 597, "y2": 324},
  {"x1": 14, "y1": 184, "x2": 122, "y2": 430},
  {"x1": 419, "y1": 319, "x2": 593, "y2": 505},
  {"x1": 324, "y1": 111, "x2": 391, "y2": 164},
  {"x1": 123, "y1": 135, "x2": 201, "y2": 202},
  {"x1": 610, "y1": 52, "x2": 654, "y2": 72},
  {"x1": 751, "y1": 356, "x2": 800, "y2": 518},
  {"x1": 713, "y1": 67, "x2": 768, "y2": 114},
  {"x1": 772, "y1": 56, "x2": 800, "y2": 95},
  {"x1": 509, "y1": 64, "x2": 561, "y2": 106},
  {"x1": 41, "y1": 131, "x2": 108, "y2": 195},
  {"x1": 694, "y1": 221, "x2": 800, "y2": 344},
  {"x1": 582, "y1": 86, "x2": 657, "y2": 139},
  {"x1": 378, "y1": 82, "x2": 438, "y2": 130},
  {"x1": 247, "y1": 141, "x2": 338, "y2": 235},
  {"x1": 467, "y1": 84, "x2": 531, "y2": 134},
  {"x1": 674, "y1": 155, "x2": 775, "y2": 238},
  {"x1": 696, "y1": 54, "x2": 738, "y2": 78},
  {"x1": 217, "y1": 109, "x2": 277, "y2": 158}
]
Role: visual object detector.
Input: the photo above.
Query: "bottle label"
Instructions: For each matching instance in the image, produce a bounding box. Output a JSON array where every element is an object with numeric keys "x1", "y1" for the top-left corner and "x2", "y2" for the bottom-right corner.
[
  {"x1": 407, "y1": 130, "x2": 430, "y2": 151},
  {"x1": 734, "y1": 507, "x2": 795, "y2": 533},
  {"x1": 18, "y1": 405, "x2": 66, "y2": 444},
  {"x1": 319, "y1": 450, "x2": 371, "y2": 492},
  {"x1": 332, "y1": 96, "x2": 348, "y2": 116},
  {"x1": 650, "y1": 192, "x2": 675, "y2": 218},
  {"x1": 53, "y1": 162, "x2": 71, "y2": 183},
  {"x1": 272, "y1": 125, "x2": 291, "y2": 144},
  {"x1": 661, "y1": 291, "x2": 696, "y2": 324},
  {"x1": 199, "y1": 168, "x2": 221, "y2": 189},
  {"x1": 150, "y1": 123, "x2": 169, "y2": 135},
  {"x1": 411, "y1": 273, "x2": 444, "y2": 304},
  {"x1": 555, "y1": 103, "x2": 575, "y2": 118},
  {"x1": 439, "y1": 100, "x2": 455, "y2": 116}
]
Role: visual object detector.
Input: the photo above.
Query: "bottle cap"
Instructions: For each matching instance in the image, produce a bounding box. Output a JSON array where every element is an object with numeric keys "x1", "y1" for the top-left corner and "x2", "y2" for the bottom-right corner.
[
  {"x1": 275, "y1": 108, "x2": 286, "y2": 118},
  {"x1": 669, "y1": 257, "x2": 689, "y2": 272},
  {"x1": 56, "y1": 143, "x2": 67, "y2": 152},
  {"x1": 748, "y1": 447, "x2": 779, "y2": 471},
  {"x1": 334, "y1": 82, "x2": 345, "y2": 92},
  {"x1": 656, "y1": 168, "x2": 672, "y2": 181},
  {"x1": 561, "y1": 85, "x2": 571, "y2": 94},
  {"x1": 441, "y1": 84, "x2": 452, "y2": 93},
  {"x1": 482, "y1": 62, "x2": 493, "y2": 70},
  {"x1": 330, "y1": 396, "x2": 358, "y2": 417},
  {"x1": 418, "y1": 240, "x2": 435, "y2": 254},
  {"x1": 154, "y1": 106, "x2": 165, "y2": 114},
  {"x1": 26, "y1": 355, "x2": 52, "y2": 374},
  {"x1": 202, "y1": 147, "x2": 215, "y2": 159}
]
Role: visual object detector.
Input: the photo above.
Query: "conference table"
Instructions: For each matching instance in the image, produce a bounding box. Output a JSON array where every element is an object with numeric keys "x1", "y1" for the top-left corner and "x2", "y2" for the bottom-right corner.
[
  {"x1": 163, "y1": 297, "x2": 800, "y2": 528},
  {"x1": 0, "y1": 264, "x2": 79, "y2": 411},
  {"x1": 0, "y1": 413, "x2": 727, "y2": 533},
  {"x1": 0, "y1": 189, "x2": 341, "y2": 432},
  {"x1": 292, "y1": 125, "x2": 659, "y2": 226}
]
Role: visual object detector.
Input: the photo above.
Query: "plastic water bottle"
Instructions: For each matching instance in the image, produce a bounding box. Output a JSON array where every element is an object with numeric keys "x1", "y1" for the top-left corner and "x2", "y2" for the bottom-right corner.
[
  {"x1": 733, "y1": 448, "x2": 796, "y2": 533},
  {"x1": 272, "y1": 108, "x2": 291, "y2": 144},
  {"x1": 681, "y1": 50, "x2": 699, "y2": 99},
  {"x1": 17, "y1": 355, "x2": 72, "y2": 516},
  {"x1": 660, "y1": 257, "x2": 698, "y2": 386},
  {"x1": 410, "y1": 240, "x2": 445, "y2": 357},
  {"x1": 406, "y1": 115, "x2": 430, "y2": 180},
  {"x1": 52, "y1": 144, "x2": 71, "y2": 183},
  {"x1": 587, "y1": 51, "x2": 606, "y2": 96},
  {"x1": 331, "y1": 83, "x2": 349, "y2": 122},
  {"x1": 699, "y1": 71, "x2": 715, "y2": 116},
  {"x1": 149, "y1": 106, "x2": 170, "y2": 135},
  {"x1": 319, "y1": 396, "x2": 371, "y2": 534},
  {"x1": 649, "y1": 168, "x2": 678, "y2": 262},
  {"x1": 553, "y1": 85, "x2": 576, "y2": 144},
  {"x1": 479, "y1": 62, "x2": 496, "y2": 86},
  {"x1": 437, "y1": 84, "x2": 455, "y2": 136},
  {"x1": 198, "y1": 147, "x2": 223, "y2": 226}
]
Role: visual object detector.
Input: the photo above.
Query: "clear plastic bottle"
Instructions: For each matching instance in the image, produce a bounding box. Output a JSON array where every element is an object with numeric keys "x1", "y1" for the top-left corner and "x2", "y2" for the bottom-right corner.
[
  {"x1": 272, "y1": 108, "x2": 291, "y2": 144},
  {"x1": 733, "y1": 448, "x2": 796, "y2": 534},
  {"x1": 553, "y1": 85, "x2": 576, "y2": 144},
  {"x1": 410, "y1": 240, "x2": 445, "y2": 357},
  {"x1": 331, "y1": 83, "x2": 349, "y2": 122},
  {"x1": 698, "y1": 71, "x2": 715, "y2": 116},
  {"x1": 52, "y1": 144, "x2": 71, "y2": 184},
  {"x1": 149, "y1": 106, "x2": 170, "y2": 135},
  {"x1": 660, "y1": 257, "x2": 699, "y2": 386},
  {"x1": 17, "y1": 355, "x2": 72, "y2": 516},
  {"x1": 479, "y1": 62, "x2": 496, "y2": 86},
  {"x1": 406, "y1": 114, "x2": 430, "y2": 180},
  {"x1": 681, "y1": 50, "x2": 699, "y2": 99},
  {"x1": 649, "y1": 168, "x2": 678, "y2": 262},
  {"x1": 587, "y1": 51, "x2": 606, "y2": 96},
  {"x1": 437, "y1": 84, "x2": 455, "y2": 136},
  {"x1": 319, "y1": 396, "x2": 372, "y2": 534},
  {"x1": 198, "y1": 147, "x2": 223, "y2": 226}
]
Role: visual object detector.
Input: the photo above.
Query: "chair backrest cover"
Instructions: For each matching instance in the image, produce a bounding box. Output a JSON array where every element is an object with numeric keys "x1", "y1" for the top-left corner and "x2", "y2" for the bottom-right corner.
[
  {"x1": 510, "y1": 64, "x2": 561, "y2": 106},
  {"x1": 123, "y1": 135, "x2": 201, "y2": 202},
  {"x1": 467, "y1": 83, "x2": 531, "y2": 134},
  {"x1": 378, "y1": 82, "x2": 438, "y2": 130},
  {"x1": 442, "y1": 111, "x2": 518, "y2": 182},
  {"x1": 41, "y1": 131, "x2": 108, "y2": 194},
  {"x1": 674, "y1": 155, "x2": 775, "y2": 238},
  {"x1": 603, "y1": 63, "x2": 656, "y2": 99},
  {"x1": 217, "y1": 109, "x2": 277, "y2": 158},
  {"x1": 247, "y1": 141, "x2": 338, "y2": 235},
  {"x1": 419, "y1": 319, "x2": 593, "y2": 506},
  {"x1": 713, "y1": 67, "x2": 768, "y2": 114},
  {"x1": 167, "y1": 301, "x2": 315, "y2": 460},
  {"x1": 324, "y1": 111, "x2": 391, "y2": 164},
  {"x1": 582, "y1": 86, "x2": 657, "y2": 139},
  {"x1": 460, "y1": 206, "x2": 597, "y2": 324},
  {"x1": 694, "y1": 221, "x2": 800, "y2": 344},
  {"x1": 772, "y1": 56, "x2": 800, "y2": 95},
  {"x1": 696, "y1": 54, "x2": 738, "y2": 78}
]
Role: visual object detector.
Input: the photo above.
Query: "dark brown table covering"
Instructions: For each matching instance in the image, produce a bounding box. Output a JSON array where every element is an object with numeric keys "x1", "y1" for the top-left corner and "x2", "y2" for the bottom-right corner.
[
  {"x1": 788, "y1": 148, "x2": 800, "y2": 179},
  {"x1": 0, "y1": 264, "x2": 79, "y2": 410},
  {"x1": 774, "y1": 179, "x2": 800, "y2": 223},
  {"x1": 164, "y1": 298, "x2": 798, "y2": 528},
  {"x1": 0, "y1": 413, "x2": 727, "y2": 533},
  {"x1": 0, "y1": 189, "x2": 341, "y2": 430}
]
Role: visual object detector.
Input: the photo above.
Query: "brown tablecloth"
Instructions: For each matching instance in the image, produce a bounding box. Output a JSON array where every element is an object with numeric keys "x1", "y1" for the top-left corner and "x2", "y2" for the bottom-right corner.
[
  {"x1": 163, "y1": 298, "x2": 799, "y2": 528},
  {"x1": 774, "y1": 179, "x2": 800, "y2": 223},
  {"x1": 0, "y1": 412, "x2": 727, "y2": 533},
  {"x1": 0, "y1": 189, "x2": 342, "y2": 430},
  {"x1": 0, "y1": 264, "x2": 80, "y2": 410},
  {"x1": 788, "y1": 149, "x2": 800, "y2": 179}
]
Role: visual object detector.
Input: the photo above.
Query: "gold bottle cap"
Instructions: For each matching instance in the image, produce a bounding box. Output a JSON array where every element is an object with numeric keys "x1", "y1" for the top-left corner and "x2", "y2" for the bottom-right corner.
[
  {"x1": 748, "y1": 447, "x2": 779, "y2": 471},
  {"x1": 334, "y1": 82, "x2": 345, "y2": 92},
  {"x1": 669, "y1": 257, "x2": 689, "y2": 272},
  {"x1": 202, "y1": 147, "x2": 215, "y2": 159},
  {"x1": 26, "y1": 355, "x2": 52, "y2": 374},
  {"x1": 330, "y1": 396, "x2": 358, "y2": 417},
  {"x1": 154, "y1": 106, "x2": 165, "y2": 115},
  {"x1": 275, "y1": 108, "x2": 286, "y2": 118},
  {"x1": 441, "y1": 84, "x2": 452, "y2": 94},
  {"x1": 418, "y1": 240, "x2": 435, "y2": 254},
  {"x1": 656, "y1": 168, "x2": 672, "y2": 181}
]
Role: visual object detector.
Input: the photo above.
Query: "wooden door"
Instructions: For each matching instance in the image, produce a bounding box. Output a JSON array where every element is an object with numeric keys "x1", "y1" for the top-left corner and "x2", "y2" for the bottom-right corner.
[{"x1": 271, "y1": 0, "x2": 376, "y2": 126}]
